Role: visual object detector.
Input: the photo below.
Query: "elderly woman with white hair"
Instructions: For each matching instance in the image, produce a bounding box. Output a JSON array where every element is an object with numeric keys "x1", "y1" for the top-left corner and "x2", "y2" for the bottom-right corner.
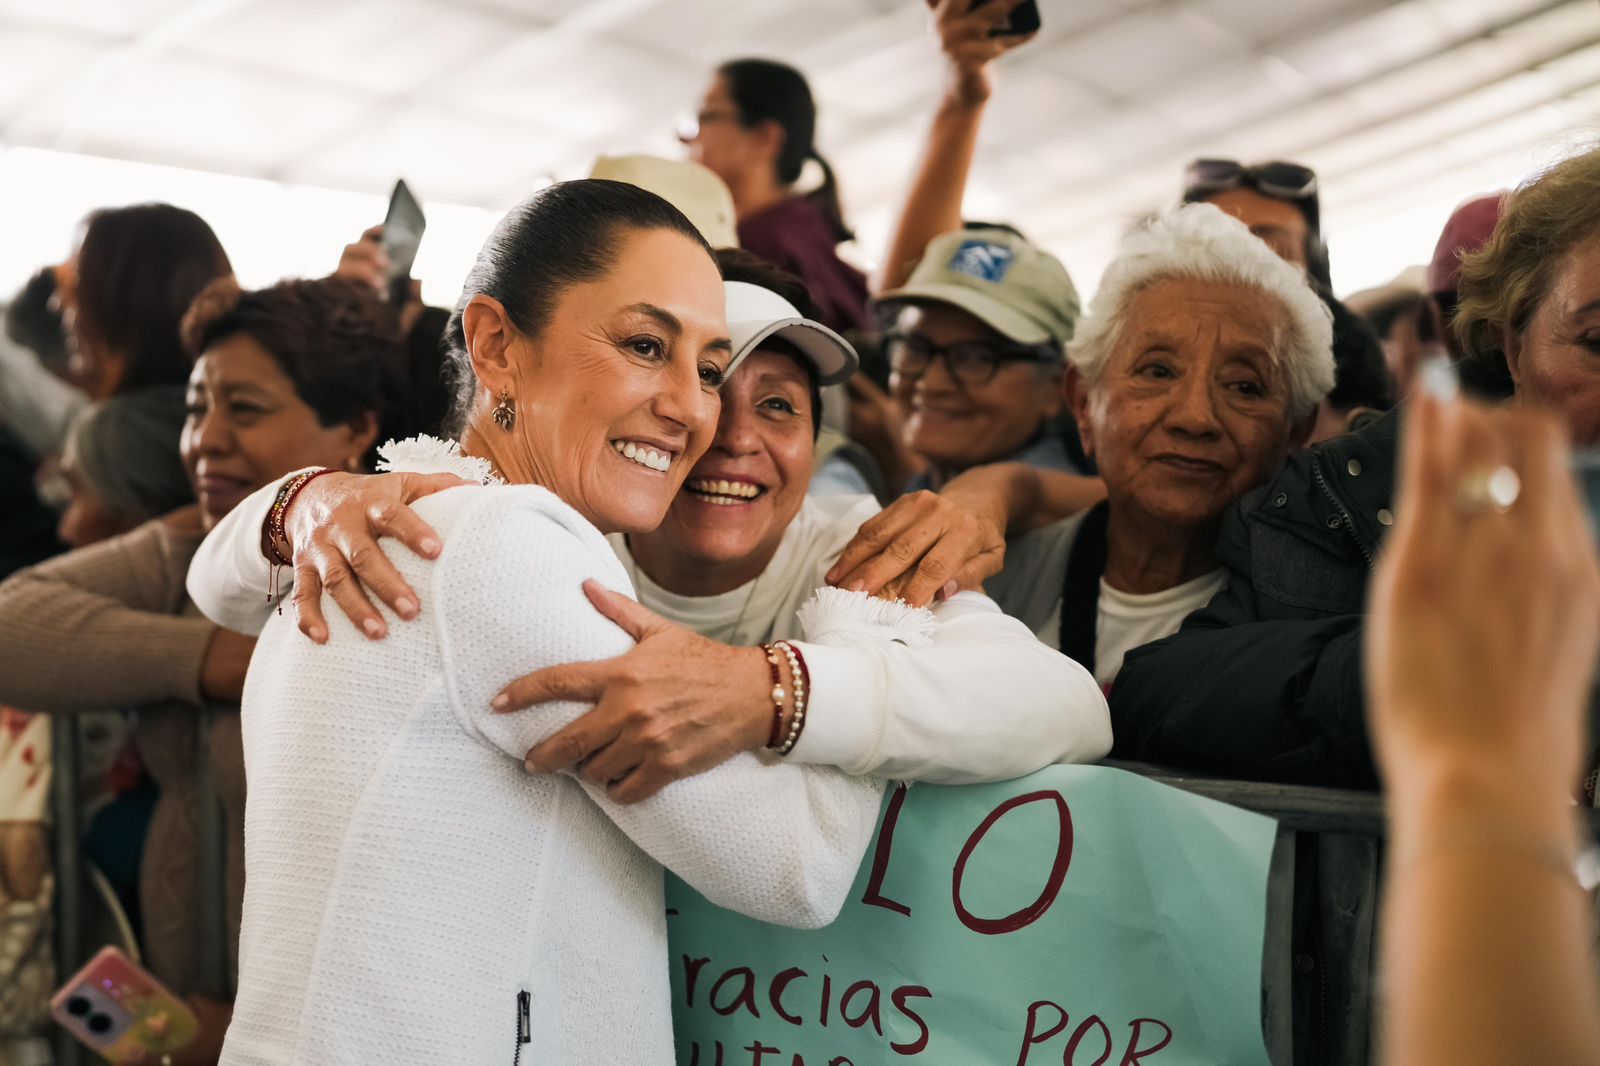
[{"x1": 985, "y1": 203, "x2": 1335, "y2": 689}]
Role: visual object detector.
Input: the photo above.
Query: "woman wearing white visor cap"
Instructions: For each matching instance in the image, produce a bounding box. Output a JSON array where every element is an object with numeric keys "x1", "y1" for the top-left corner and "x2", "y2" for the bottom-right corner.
[{"x1": 188, "y1": 250, "x2": 1110, "y2": 801}]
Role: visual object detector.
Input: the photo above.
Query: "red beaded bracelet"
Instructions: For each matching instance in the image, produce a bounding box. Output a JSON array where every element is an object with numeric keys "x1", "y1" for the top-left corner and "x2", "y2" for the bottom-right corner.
[
  {"x1": 263, "y1": 467, "x2": 338, "y2": 567},
  {"x1": 761, "y1": 643, "x2": 787, "y2": 749},
  {"x1": 772, "y1": 640, "x2": 808, "y2": 756}
]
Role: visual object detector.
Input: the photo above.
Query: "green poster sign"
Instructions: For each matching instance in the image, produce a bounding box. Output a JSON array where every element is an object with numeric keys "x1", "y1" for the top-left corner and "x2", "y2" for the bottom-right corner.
[{"x1": 666, "y1": 764, "x2": 1276, "y2": 1065}]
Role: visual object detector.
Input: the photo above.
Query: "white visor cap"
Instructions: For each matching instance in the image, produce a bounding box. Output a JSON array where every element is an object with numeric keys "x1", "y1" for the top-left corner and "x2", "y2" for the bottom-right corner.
[{"x1": 723, "y1": 281, "x2": 858, "y2": 386}]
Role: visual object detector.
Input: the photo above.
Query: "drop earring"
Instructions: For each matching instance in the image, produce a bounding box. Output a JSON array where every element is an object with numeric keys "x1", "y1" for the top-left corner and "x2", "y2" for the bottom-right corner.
[{"x1": 492, "y1": 388, "x2": 516, "y2": 431}]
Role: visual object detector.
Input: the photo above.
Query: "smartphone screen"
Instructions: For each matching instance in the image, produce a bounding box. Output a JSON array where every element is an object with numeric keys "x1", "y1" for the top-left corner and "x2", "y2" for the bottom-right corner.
[
  {"x1": 971, "y1": 0, "x2": 1041, "y2": 36},
  {"x1": 382, "y1": 179, "x2": 426, "y2": 306}
]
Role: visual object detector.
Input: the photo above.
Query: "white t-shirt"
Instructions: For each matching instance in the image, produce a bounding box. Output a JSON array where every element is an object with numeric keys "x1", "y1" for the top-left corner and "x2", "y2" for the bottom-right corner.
[
  {"x1": 1035, "y1": 571, "x2": 1227, "y2": 689},
  {"x1": 988, "y1": 513, "x2": 1227, "y2": 688},
  {"x1": 608, "y1": 493, "x2": 880, "y2": 647}
]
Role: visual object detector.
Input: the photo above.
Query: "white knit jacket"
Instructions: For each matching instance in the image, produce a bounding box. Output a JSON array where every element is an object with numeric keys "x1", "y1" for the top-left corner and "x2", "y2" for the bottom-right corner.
[{"x1": 219, "y1": 484, "x2": 883, "y2": 1065}]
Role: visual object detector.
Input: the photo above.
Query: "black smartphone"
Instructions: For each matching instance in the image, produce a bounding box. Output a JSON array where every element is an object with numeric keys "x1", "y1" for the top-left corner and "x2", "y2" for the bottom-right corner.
[
  {"x1": 381, "y1": 179, "x2": 425, "y2": 306},
  {"x1": 972, "y1": 0, "x2": 1041, "y2": 37}
]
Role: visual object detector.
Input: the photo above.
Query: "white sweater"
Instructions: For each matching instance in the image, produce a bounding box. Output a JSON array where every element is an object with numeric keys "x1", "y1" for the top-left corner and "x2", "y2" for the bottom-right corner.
[
  {"x1": 218, "y1": 484, "x2": 882, "y2": 1065},
  {"x1": 190, "y1": 480, "x2": 1111, "y2": 783}
]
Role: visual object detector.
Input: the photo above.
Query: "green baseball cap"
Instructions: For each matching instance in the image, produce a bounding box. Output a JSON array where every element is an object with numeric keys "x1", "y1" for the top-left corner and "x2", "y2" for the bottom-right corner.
[{"x1": 877, "y1": 227, "x2": 1080, "y2": 346}]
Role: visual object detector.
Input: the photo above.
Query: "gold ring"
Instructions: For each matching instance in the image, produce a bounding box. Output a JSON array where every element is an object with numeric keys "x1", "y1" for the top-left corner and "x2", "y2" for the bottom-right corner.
[{"x1": 1455, "y1": 465, "x2": 1521, "y2": 515}]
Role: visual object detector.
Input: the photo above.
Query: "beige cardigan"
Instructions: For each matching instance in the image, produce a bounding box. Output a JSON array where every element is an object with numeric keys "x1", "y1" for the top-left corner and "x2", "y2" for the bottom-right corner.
[{"x1": 0, "y1": 510, "x2": 244, "y2": 998}]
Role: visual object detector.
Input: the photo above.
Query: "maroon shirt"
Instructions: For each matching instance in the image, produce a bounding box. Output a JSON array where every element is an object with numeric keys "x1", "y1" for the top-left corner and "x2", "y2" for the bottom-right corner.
[{"x1": 737, "y1": 197, "x2": 871, "y2": 333}]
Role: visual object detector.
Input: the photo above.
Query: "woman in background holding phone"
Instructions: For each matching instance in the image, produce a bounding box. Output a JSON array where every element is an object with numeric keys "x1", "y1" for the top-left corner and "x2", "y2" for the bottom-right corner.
[
  {"x1": 876, "y1": 0, "x2": 1038, "y2": 294},
  {"x1": 678, "y1": 58, "x2": 869, "y2": 333}
]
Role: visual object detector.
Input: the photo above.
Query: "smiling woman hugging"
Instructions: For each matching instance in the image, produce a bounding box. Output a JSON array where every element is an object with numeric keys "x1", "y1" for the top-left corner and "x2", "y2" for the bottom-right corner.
[{"x1": 209, "y1": 181, "x2": 886, "y2": 1066}]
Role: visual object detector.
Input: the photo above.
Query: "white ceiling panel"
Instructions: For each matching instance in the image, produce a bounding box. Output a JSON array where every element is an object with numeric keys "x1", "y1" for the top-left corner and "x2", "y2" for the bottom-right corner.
[
  {"x1": 286, "y1": 102, "x2": 572, "y2": 203},
  {"x1": 174, "y1": 0, "x2": 517, "y2": 96},
  {"x1": 1050, "y1": 8, "x2": 1247, "y2": 99},
  {"x1": 1188, "y1": 0, "x2": 1362, "y2": 44},
  {"x1": 0, "y1": 0, "x2": 193, "y2": 37},
  {"x1": 0, "y1": 0, "x2": 1595, "y2": 301},
  {"x1": 7, "y1": 53, "x2": 370, "y2": 171},
  {"x1": 0, "y1": 26, "x2": 109, "y2": 116}
]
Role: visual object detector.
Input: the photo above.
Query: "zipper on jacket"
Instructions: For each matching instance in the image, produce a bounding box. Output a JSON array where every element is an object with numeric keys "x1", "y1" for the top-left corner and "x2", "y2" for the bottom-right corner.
[
  {"x1": 513, "y1": 990, "x2": 531, "y2": 1065},
  {"x1": 1311, "y1": 457, "x2": 1375, "y2": 572}
]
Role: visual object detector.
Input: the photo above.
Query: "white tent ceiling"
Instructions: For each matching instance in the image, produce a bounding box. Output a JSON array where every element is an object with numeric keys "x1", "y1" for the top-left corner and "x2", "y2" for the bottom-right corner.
[{"x1": 1, "y1": 0, "x2": 1597, "y2": 296}]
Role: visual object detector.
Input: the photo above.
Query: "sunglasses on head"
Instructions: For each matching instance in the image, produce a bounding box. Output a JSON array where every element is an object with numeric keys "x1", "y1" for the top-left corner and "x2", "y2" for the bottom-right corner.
[{"x1": 1183, "y1": 159, "x2": 1319, "y2": 202}]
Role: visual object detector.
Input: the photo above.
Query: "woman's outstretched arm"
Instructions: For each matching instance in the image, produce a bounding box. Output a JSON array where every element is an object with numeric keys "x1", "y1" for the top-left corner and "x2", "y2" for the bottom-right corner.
[
  {"x1": 1366, "y1": 381, "x2": 1600, "y2": 1065},
  {"x1": 431, "y1": 487, "x2": 883, "y2": 928},
  {"x1": 875, "y1": 0, "x2": 1035, "y2": 292}
]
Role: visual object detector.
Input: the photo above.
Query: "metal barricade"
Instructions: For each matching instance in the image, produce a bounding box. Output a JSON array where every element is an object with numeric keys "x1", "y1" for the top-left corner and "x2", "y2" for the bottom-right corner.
[{"x1": 1109, "y1": 760, "x2": 1600, "y2": 1066}]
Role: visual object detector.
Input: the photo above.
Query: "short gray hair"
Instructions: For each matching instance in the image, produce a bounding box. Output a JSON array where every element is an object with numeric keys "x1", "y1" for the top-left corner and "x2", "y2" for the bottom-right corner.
[{"x1": 1067, "y1": 204, "x2": 1335, "y2": 421}]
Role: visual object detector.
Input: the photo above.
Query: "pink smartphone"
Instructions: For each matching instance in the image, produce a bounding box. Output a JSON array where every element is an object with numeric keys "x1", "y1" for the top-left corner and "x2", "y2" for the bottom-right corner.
[{"x1": 51, "y1": 946, "x2": 200, "y2": 1062}]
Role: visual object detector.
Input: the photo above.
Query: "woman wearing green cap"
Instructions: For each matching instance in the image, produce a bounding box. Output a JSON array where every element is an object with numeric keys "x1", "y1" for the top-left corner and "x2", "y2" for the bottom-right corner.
[{"x1": 875, "y1": 224, "x2": 1089, "y2": 493}]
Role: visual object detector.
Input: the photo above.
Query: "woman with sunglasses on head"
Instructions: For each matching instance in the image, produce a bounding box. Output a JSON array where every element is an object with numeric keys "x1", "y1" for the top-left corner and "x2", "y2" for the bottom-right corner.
[
  {"x1": 1180, "y1": 158, "x2": 1330, "y2": 289},
  {"x1": 1183, "y1": 159, "x2": 1397, "y2": 445},
  {"x1": 678, "y1": 58, "x2": 869, "y2": 333}
]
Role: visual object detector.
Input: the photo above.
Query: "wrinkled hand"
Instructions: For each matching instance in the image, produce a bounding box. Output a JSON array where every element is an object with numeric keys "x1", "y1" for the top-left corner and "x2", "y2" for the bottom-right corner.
[
  {"x1": 199, "y1": 627, "x2": 258, "y2": 704},
  {"x1": 282, "y1": 470, "x2": 471, "y2": 643},
  {"x1": 826, "y1": 488, "x2": 1004, "y2": 606},
  {"x1": 928, "y1": 0, "x2": 1037, "y2": 107},
  {"x1": 1366, "y1": 388, "x2": 1600, "y2": 790},
  {"x1": 500, "y1": 581, "x2": 773, "y2": 804}
]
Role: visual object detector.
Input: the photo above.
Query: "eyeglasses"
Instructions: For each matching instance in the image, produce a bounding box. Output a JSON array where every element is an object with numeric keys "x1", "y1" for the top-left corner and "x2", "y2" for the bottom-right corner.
[
  {"x1": 1182, "y1": 159, "x2": 1319, "y2": 202},
  {"x1": 885, "y1": 332, "x2": 1059, "y2": 386},
  {"x1": 675, "y1": 109, "x2": 742, "y2": 143}
]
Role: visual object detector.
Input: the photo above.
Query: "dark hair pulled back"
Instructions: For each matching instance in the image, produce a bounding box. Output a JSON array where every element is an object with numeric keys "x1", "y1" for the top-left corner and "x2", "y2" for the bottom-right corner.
[
  {"x1": 719, "y1": 58, "x2": 853, "y2": 244},
  {"x1": 441, "y1": 179, "x2": 713, "y2": 436},
  {"x1": 182, "y1": 276, "x2": 413, "y2": 466},
  {"x1": 75, "y1": 203, "x2": 232, "y2": 393}
]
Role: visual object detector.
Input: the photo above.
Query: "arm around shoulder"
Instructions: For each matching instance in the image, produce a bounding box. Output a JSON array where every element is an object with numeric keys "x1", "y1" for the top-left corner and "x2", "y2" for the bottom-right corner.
[
  {"x1": 793, "y1": 591, "x2": 1109, "y2": 783},
  {"x1": 433, "y1": 488, "x2": 884, "y2": 928}
]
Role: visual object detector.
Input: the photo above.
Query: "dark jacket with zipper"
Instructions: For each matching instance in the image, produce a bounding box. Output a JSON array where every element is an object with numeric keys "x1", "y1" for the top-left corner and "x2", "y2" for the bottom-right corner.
[
  {"x1": 1108, "y1": 409, "x2": 1401, "y2": 788},
  {"x1": 1107, "y1": 411, "x2": 1401, "y2": 1066}
]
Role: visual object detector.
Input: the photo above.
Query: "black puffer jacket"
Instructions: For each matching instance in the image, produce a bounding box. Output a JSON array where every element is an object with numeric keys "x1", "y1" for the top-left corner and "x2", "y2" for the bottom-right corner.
[{"x1": 1109, "y1": 409, "x2": 1401, "y2": 788}]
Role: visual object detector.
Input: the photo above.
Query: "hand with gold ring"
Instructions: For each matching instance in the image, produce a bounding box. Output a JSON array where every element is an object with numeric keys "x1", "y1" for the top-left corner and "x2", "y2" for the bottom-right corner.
[
  {"x1": 1367, "y1": 363, "x2": 1600, "y2": 794},
  {"x1": 1454, "y1": 464, "x2": 1522, "y2": 515}
]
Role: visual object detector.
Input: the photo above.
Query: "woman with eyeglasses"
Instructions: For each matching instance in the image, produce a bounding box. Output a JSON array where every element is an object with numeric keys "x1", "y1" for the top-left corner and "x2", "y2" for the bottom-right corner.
[
  {"x1": 872, "y1": 224, "x2": 1092, "y2": 494},
  {"x1": 1180, "y1": 158, "x2": 1329, "y2": 289},
  {"x1": 985, "y1": 204, "x2": 1335, "y2": 690},
  {"x1": 677, "y1": 58, "x2": 869, "y2": 333}
]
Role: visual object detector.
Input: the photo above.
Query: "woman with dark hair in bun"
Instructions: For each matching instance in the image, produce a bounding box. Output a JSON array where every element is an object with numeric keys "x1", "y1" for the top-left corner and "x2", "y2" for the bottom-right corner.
[
  {"x1": 208, "y1": 180, "x2": 881, "y2": 1066},
  {"x1": 679, "y1": 58, "x2": 871, "y2": 332},
  {"x1": 0, "y1": 275, "x2": 409, "y2": 1065}
]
